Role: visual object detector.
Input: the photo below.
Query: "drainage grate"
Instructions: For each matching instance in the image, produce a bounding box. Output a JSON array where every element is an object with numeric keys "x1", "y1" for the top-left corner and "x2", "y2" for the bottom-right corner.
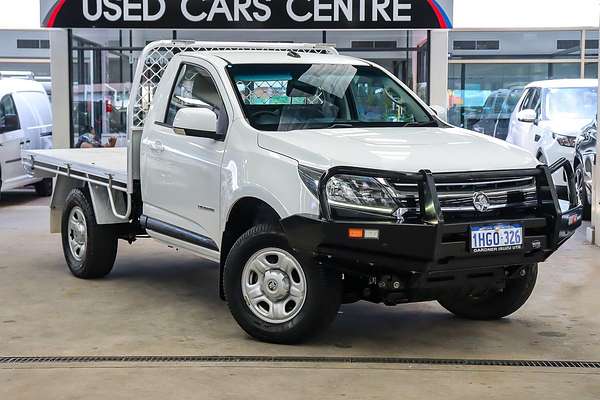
[{"x1": 1, "y1": 356, "x2": 599, "y2": 369}]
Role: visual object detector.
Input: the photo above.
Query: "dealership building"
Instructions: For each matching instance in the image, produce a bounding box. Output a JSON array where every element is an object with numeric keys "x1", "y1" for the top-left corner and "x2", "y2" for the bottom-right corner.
[{"x1": 0, "y1": 1, "x2": 591, "y2": 150}]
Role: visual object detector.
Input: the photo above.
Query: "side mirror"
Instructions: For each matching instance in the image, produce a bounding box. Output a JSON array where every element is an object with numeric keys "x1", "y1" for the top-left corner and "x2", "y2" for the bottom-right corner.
[
  {"x1": 429, "y1": 105, "x2": 447, "y2": 122},
  {"x1": 517, "y1": 109, "x2": 537, "y2": 123},
  {"x1": 173, "y1": 107, "x2": 221, "y2": 140},
  {"x1": 1, "y1": 114, "x2": 19, "y2": 132}
]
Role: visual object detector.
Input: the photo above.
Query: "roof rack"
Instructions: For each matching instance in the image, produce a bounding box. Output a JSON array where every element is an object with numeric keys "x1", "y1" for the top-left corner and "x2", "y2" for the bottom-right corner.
[{"x1": 127, "y1": 40, "x2": 338, "y2": 130}]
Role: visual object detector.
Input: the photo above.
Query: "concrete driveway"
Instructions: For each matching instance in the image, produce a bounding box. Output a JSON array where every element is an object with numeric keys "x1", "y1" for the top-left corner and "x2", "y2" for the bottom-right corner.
[{"x1": 1, "y1": 189, "x2": 599, "y2": 399}]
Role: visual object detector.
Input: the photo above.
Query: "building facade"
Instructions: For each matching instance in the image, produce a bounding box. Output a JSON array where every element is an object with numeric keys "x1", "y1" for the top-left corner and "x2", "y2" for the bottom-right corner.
[
  {"x1": 448, "y1": 29, "x2": 599, "y2": 137},
  {"x1": 65, "y1": 28, "x2": 435, "y2": 147},
  {"x1": 0, "y1": 30, "x2": 51, "y2": 91}
]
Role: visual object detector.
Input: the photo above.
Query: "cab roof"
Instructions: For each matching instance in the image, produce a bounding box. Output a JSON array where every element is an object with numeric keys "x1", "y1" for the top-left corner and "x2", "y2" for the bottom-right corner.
[
  {"x1": 526, "y1": 79, "x2": 598, "y2": 89},
  {"x1": 185, "y1": 50, "x2": 369, "y2": 66}
]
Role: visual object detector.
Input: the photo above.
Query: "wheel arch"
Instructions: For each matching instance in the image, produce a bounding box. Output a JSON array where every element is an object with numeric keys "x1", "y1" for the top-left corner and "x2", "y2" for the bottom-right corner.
[
  {"x1": 50, "y1": 176, "x2": 86, "y2": 233},
  {"x1": 219, "y1": 196, "x2": 282, "y2": 300},
  {"x1": 50, "y1": 176, "x2": 128, "y2": 233}
]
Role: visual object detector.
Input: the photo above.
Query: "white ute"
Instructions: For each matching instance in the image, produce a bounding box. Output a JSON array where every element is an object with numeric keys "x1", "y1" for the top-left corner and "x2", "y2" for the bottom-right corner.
[{"x1": 23, "y1": 41, "x2": 581, "y2": 344}]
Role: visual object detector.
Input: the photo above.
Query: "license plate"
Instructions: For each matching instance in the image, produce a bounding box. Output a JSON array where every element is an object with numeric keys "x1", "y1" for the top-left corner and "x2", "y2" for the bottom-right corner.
[{"x1": 471, "y1": 224, "x2": 523, "y2": 253}]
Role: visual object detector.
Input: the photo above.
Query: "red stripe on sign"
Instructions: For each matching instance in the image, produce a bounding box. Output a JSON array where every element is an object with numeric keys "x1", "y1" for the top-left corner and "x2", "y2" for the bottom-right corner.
[
  {"x1": 427, "y1": 0, "x2": 448, "y2": 29},
  {"x1": 46, "y1": 0, "x2": 68, "y2": 28}
]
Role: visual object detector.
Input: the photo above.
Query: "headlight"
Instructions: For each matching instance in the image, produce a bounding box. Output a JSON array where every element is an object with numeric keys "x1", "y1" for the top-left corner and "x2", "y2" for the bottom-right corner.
[
  {"x1": 325, "y1": 174, "x2": 397, "y2": 215},
  {"x1": 298, "y1": 165, "x2": 411, "y2": 221},
  {"x1": 553, "y1": 133, "x2": 576, "y2": 148}
]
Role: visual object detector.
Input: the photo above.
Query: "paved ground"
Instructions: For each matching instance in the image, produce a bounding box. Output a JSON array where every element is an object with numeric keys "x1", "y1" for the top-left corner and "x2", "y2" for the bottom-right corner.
[{"x1": 1, "y1": 189, "x2": 599, "y2": 399}]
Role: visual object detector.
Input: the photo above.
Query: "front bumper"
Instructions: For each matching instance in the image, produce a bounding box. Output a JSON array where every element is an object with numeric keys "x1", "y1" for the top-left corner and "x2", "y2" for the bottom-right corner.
[{"x1": 282, "y1": 159, "x2": 582, "y2": 279}]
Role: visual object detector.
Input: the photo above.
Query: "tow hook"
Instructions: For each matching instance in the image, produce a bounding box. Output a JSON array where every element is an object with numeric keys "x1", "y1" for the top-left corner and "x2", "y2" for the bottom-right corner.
[
  {"x1": 366, "y1": 275, "x2": 409, "y2": 306},
  {"x1": 508, "y1": 266, "x2": 528, "y2": 280}
]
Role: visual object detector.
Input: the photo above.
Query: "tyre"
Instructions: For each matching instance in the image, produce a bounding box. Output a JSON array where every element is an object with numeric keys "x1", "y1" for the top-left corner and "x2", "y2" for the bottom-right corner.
[
  {"x1": 575, "y1": 162, "x2": 591, "y2": 220},
  {"x1": 438, "y1": 264, "x2": 538, "y2": 320},
  {"x1": 61, "y1": 188, "x2": 118, "y2": 279},
  {"x1": 223, "y1": 224, "x2": 342, "y2": 344},
  {"x1": 34, "y1": 178, "x2": 53, "y2": 197}
]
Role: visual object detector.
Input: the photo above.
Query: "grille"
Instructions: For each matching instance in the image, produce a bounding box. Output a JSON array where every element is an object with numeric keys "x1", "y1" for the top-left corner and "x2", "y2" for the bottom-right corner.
[{"x1": 385, "y1": 176, "x2": 538, "y2": 221}]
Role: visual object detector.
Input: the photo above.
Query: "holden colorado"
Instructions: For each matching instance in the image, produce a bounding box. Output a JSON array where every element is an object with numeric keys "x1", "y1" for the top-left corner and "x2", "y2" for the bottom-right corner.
[{"x1": 23, "y1": 41, "x2": 581, "y2": 344}]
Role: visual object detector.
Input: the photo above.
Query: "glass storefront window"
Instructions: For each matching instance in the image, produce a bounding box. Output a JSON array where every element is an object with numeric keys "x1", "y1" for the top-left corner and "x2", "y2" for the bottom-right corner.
[
  {"x1": 585, "y1": 30, "x2": 599, "y2": 60},
  {"x1": 71, "y1": 29, "x2": 174, "y2": 148},
  {"x1": 448, "y1": 62, "x2": 582, "y2": 138},
  {"x1": 585, "y1": 62, "x2": 598, "y2": 79},
  {"x1": 449, "y1": 30, "x2": 599, "y2": 139},
  {"x1": 68, "y1": 29, "x2": 431, "y2": 147}
]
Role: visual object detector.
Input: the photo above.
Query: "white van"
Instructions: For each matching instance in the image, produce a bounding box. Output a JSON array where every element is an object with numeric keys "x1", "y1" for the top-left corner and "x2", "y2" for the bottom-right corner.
[{"x1": 0, "y1": 79, "x2": 53, "y2": 199}]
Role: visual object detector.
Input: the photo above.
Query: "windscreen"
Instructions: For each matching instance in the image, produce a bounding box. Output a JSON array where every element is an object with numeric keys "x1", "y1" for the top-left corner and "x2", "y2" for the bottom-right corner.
[
  {"x1": 544, "y1": 87, "x2": 597, "y2": 120},
  {"x1": 227, "y1": 64, "x2": 436, "y2": 131}
]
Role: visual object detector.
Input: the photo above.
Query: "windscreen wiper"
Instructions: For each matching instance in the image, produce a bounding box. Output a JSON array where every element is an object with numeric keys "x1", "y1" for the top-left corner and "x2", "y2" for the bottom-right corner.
[
  {"x1": 402, "y1": 121, "x2": 440, "y2": 128},
  {"x1": 327, "y1": 123, "x2": 354, "y2": 129}
]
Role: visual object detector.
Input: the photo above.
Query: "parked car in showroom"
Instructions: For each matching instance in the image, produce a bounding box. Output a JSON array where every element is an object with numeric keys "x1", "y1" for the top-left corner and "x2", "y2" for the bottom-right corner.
[
  {"x1": 472, "y1": 87, "x2": 523, "y2": 140},
  {"x1": 574, "y1": 119, "x2": 597, "y2": 219},
  {"x1": 0, "y1": 79, "x2": 53, "y2": 200},
  {"x1": 23, "y1": 41, "x2": 581, "y2": 344},
  {"x1": 506, "y1": 79, "x2": 597, "y2": 191}
]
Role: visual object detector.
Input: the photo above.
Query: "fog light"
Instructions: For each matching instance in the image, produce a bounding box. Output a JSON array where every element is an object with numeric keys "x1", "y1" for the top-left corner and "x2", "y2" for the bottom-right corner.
[{"x1": 364, "y1": 229, "x2": 380, "y2": 239}]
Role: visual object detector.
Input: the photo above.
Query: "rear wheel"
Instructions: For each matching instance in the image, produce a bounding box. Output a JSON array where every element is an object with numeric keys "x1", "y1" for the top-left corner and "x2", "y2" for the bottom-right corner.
[
  {"x1": 34, "y1": 178, "x2": 53, "y2": 197},
  {"x1": 438, "y1": 264, "x2": 537, "y2": 320},
  {"x1": 575, "y1": 162, "x2": 591, "y2": 220},
  {"x1": 224, "y1": 224, "x2": 342, "y2": 344},
  {"x1": 61, "y1": 188, "x2": 118, "y2": 279}
]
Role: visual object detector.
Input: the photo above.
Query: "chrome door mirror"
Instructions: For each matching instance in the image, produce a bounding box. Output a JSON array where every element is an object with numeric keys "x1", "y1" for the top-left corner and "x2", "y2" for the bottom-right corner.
[{"x1": 517, "y1": 109, "x2": 537, "y2": 123}]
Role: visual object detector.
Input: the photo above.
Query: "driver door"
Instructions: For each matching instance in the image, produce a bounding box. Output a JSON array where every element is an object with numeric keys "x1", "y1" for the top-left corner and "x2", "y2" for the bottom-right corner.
[
  {"x1": 141, "y1": 60, "x2": 230, "y2": 250},
  {"x1": 508, "y1": 87, "x2": 540, "y2": 155}
]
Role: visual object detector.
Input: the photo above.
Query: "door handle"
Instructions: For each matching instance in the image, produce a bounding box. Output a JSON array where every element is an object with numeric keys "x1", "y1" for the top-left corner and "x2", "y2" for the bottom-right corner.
[{"x1": 149, "y1": 140, "x2": 164, "y2": 153}]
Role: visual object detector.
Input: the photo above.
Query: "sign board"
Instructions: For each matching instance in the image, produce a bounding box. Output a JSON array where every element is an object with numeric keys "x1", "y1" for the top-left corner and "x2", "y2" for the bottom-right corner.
[{"x1": 41, "y1": 0, "x2": 452, "y2": 29}]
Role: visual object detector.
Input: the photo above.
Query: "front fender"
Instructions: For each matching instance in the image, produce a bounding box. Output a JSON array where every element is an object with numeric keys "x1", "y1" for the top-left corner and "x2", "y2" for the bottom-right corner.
[{"x1": 219, "y1": 136, "x2": 320, "y2": 233}]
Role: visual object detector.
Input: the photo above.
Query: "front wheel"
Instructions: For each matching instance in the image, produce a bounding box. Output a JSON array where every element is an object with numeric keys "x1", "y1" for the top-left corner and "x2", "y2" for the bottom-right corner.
[
  {"x1": 61, "y1": 188, "x2": 118, "y2": 279},
  {"x1": 223, "y1": 224, "x2": 342, "y2": 344},
  {"x1": 438, "y1": 264, "x2": 538, "y2": 320}
]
